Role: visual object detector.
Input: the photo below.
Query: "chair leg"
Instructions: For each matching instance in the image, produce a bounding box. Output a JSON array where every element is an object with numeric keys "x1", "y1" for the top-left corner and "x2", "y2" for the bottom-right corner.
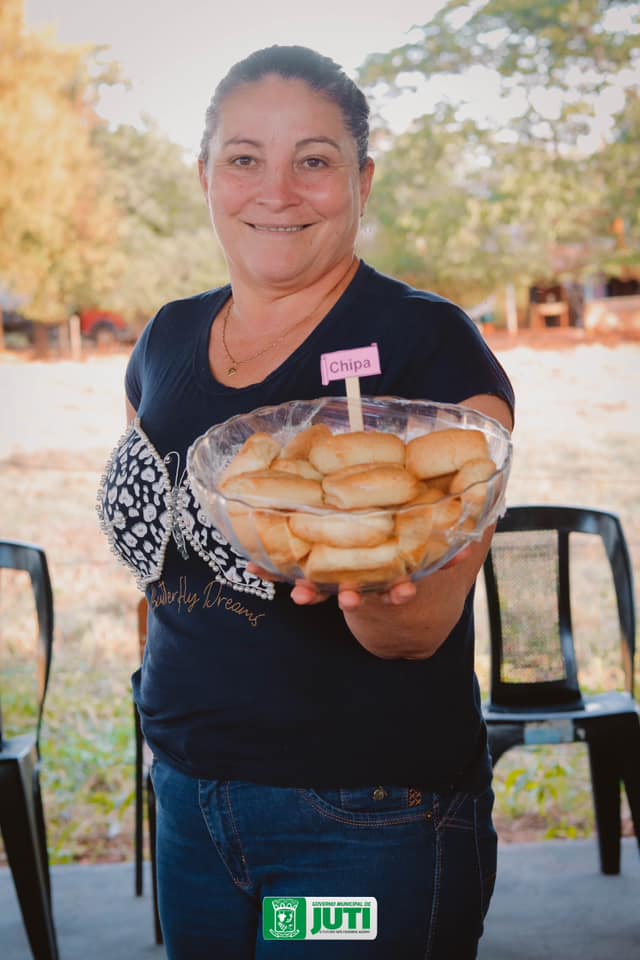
[
  {"x1": 587, "y1": 734, "x2": 622, "y2": 875},
  {"x1": 618, "y1": 715, "x2": 640, "y2": 855},
  {"x1": 147, "y1": 772, "x2": 163, "y2": 945},
  {"x1": 0, "y1": 755, "x2": 59, "y2": 960},
  {"x1": 134, "y1": 704, "x2": 144, "y2": 897},
  {"x1": 32, "y1": 767, "x2": 53, "y2": 908}
]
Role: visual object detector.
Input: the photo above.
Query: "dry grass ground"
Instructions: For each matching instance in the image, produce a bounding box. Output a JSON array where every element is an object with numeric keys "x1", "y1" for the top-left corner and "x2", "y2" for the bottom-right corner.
[{"x1": 0, "y1": 331, "x2": 638, "y2": 861}]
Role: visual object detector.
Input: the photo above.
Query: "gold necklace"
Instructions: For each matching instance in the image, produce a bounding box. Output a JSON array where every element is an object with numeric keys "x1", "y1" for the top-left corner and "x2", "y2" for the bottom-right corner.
[
  {"x1": 221, "y1": 297, "x2": 317, "y2": 376},
  {"x1": 220, "y1": 259, "x2": 359, "y2": 377}
]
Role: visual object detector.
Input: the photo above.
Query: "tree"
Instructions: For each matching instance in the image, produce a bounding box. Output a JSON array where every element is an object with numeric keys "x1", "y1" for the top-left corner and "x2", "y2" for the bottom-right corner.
[
  {"x1": 361, "y1": 107, "x2": 511, "y2": 303},
  {"x1": 0, "y1": 0, "x2": 121, "y2": 326},
  {"x1": 0, "y1": 2, "x2": 227, "y2": 341},
  {"x1": 363, "y1": 111, "x2": 599, "y2": 306},
  {"x1": 360, "y1": 0, "x2": 639, "y2": 148},
  {"x1": 590, "y1": 87, "x2": 640, "y2": 276},
  {"x1": 358, "y1": 0, "x2": 640, "y2": 309},
  {"x1": 92, "y1": 121, "x2": 228, "y2": 329}
]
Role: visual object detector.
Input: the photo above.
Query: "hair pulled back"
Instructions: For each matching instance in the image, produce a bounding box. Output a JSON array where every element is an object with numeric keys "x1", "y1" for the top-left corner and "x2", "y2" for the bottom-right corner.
[{"x1": 199, "y1": 45, "x2": 370, "y2": 170}]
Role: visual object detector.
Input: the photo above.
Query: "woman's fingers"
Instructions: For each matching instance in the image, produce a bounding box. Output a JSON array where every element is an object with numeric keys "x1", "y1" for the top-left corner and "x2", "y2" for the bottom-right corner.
[
  {"x1": 246, "y1": 565, "x2": 333, "y2": 605},
  {"x1": 337, "y1": 588, "x2": 363, "y2": 611},
  {"x1": 292, "y1": 577, "x2": 420, "y2": 609},
  {"x1": 246, "y1": 561, "x2": 286, "y2": 583},
  {"x1": 291, "y1": 580, "x2": 330, "y2": 605},
  {"x1": 383, "y1": 579, "x2": 417, "y2": 605},
  {"x1": 339, "y1": 578, "x2": 417, "y2": 611},
  {"x1": 247, "y1": 561, "x2": 420, "y2": 609}
]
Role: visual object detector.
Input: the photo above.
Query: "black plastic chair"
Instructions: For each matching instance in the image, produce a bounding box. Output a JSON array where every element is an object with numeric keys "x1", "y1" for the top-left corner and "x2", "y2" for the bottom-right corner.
[
  {"x1": 481, "y1": 505, "x2": 640, "y2": 874},
  {"x1": 134, "y1": 596, "x2": 162, "y2": 944},
  {"x1": 0, "y1": 539, "x2": 59, "y2": 959}
]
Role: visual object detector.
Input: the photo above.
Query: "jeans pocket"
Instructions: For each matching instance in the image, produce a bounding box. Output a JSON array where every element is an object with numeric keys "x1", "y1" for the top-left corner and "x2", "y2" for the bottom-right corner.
[{"x1": 302, "y1": 785, "x2": 430, "y2": 826}]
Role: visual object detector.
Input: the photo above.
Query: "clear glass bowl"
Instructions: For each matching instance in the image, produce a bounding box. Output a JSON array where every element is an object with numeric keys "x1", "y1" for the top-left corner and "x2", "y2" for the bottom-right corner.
[{"x1": 187, "y1": 396, "x2": 512, "y2": 592}]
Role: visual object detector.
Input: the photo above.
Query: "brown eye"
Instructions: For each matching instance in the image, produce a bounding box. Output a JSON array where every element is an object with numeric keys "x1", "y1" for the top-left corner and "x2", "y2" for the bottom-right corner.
[{"x1": 302, "y1": 157, "x2": 327, "y2": 169}]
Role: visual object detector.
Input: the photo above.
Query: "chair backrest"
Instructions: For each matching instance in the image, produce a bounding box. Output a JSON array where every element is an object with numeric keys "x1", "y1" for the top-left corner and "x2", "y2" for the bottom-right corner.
[
  {"x1": 482, "y1": 506, "x2": 636, "y2": 712},
  {"x1": 0, "y1": 539, "x2": 54, "y2": 748}
]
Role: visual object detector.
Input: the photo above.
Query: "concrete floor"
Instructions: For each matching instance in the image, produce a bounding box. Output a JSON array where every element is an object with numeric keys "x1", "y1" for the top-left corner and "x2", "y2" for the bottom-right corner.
[{"x1": 1, "y1": 838, "x2": 639, "y2": 959}]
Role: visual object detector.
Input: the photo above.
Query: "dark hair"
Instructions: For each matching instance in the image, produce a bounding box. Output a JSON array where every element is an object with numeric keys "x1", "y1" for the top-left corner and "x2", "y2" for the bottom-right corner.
[{"x1": 199, "y1": 45, "x2": 370, "y2": 170}]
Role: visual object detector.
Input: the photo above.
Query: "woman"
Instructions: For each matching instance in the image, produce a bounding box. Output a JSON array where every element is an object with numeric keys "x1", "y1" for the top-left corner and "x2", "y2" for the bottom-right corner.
[{"x1": 99, "y1": 45, "x2": 514, "y2": 959}]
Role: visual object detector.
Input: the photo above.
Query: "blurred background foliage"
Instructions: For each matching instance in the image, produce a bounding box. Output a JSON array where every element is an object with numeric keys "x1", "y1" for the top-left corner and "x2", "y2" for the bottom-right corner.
[
  {"x1": 1, "y1": 0, "x2": 638, "y2": 864},
  {"x1": 1, "y1": 0, "x2": 639, "y2": 334},
  {"x1": 357, "y1": 0, "x2": 640, "y2": 305},
  {"x1": 0, "y1": 0, "x2": 227, "y2": 334}
]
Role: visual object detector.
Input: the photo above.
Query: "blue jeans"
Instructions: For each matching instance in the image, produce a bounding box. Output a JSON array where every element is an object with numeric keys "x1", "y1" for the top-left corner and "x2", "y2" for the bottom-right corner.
[{"x1": 151, "y1": 759, "x2": 497, "y2": 959}]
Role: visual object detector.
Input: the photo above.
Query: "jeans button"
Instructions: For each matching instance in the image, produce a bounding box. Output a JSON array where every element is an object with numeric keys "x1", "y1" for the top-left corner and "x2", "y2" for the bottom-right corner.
[{"x1": 372, "y1": 786, "x2": 388, "y2": 801}]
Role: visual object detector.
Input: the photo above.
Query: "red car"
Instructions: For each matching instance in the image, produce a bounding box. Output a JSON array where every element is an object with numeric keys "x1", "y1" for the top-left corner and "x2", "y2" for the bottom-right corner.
[{"x1": 79, "y1": 309, "x2": 135, "y2": 345}]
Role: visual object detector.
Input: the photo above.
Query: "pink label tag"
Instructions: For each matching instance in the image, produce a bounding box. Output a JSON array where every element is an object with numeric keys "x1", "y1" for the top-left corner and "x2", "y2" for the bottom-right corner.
[{"x1": 320, "y1": 343, "x2": 381, "y2": 386}]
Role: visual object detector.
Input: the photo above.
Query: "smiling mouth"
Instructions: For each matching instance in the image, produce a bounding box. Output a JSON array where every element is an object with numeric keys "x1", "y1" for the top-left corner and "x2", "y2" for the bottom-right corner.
[{"x1": 249, "y1": 224, "x2": 311, "y2": 232}]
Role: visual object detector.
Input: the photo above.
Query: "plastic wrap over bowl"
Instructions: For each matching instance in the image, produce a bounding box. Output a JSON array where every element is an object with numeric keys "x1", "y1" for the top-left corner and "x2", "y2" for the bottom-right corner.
[{"x1": 187, "y1": 396, "x2": 512, "y2": 593}]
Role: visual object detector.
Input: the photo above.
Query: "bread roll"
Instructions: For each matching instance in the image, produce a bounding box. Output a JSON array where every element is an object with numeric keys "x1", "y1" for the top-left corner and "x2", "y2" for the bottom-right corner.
[
  {"x1": 397, "y1": 532, "x2": 453, "y2": 572},
  {"x1": 220, "y1": 470, "x2": 323, "y2": 508},
  {"x1": 422, "y1": 534, "x2": 451, "y2": 564},
  {"x1": 304, "y1": 540, "x2": 405, "y2": 586},
  {"x1": 394, "y1": 503, "x2": 434, "y2": 569},
  {"x1": 323, "y1": 464, "x2": 419, "y2": 510},
  {"x1": 222, "y1": 432, "x2": 281, "y2": 480},
  {"x1": 309, "y1": 430, "x2": 405, "y2": 474},
  {"x1": 307, "y1": 560, "x2": 407, "y2": 590},
  {"x1": 405, "y1": 428, "x2": 489, "y2": 479},
  {"x1": 271, "y1": 458, "x2": 323, "y2": 481},
  {"x1": 460, "y1": 516, "x2": 478, "y2": 535},
  {"x1": 254, "y1": 513, "x2": 310, "y2": 571},
  {"x1": 281, "y1": 423, "x2": 332, "y2": 460},
  {"x1": 449, "y1": 457, "x2": 496, "y2": 516},
  {"x1": 406, "y1": 487, "x2": 464, "y2": 531},
  {"x1": 218, "y1": 419, "x2": 498, "y2": 588},
  {"x1": 449, "y1": 457, "x2": 496, "y2": 495},
  {"x1": 395, "y1": 530, "x2": 430, "y2": 571},
  {"x1": 289, "y1": 509, "x2": 394, "y2": 548},
  {"x1": 305, "y1": 539, "x2": 400, "y2": 574},
  {"x1": 394, "y1": 482, "x2": 469, "y2": 568},
  {"x1": 426, "y1": 472, "x2": 456, "y2": 494},
  {"x1": 225, "y1": 501, "x2": 264, "y2": 557}
]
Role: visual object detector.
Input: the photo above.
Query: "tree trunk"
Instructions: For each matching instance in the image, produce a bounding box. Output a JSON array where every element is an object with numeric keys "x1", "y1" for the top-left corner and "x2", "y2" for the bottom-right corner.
[
  {"x1": 505, "y1": 285, "x2": 518, "y2": 336},
  {"x1": 33, "y1": 322, "x2": 49, "y2": 358}
]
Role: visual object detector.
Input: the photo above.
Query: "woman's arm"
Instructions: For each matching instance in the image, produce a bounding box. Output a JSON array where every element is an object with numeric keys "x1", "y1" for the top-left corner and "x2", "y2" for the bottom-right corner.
[
  {"x1": 126, "y1": 397, "x2": 137, "y2": 425},
  {"x1": 339, "y1": 527, "x2": 492, "y2": 659},
  {"x1": 292, "y1": 393, "x2": 513, "y2": 659}
]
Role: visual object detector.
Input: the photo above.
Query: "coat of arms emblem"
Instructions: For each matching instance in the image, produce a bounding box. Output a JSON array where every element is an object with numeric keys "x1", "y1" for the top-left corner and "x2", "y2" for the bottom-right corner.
[{"x1": 269, "y1": 899, "x2": 301, "y2": 938}]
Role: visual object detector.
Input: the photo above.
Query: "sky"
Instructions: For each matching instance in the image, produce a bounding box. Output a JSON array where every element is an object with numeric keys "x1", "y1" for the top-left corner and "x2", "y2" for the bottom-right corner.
[
  {"x1": 24, "y1": 0, "x2": 447, "y2": 157},
  {"x1": 23, "y1": 1, "x2": 637, "y2": 160}
]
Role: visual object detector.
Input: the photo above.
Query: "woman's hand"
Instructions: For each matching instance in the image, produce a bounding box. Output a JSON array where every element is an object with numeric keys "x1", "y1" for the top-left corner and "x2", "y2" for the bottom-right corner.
[
  {"x1": 250, "y1": 538, "x2": 482, "y2": 659},
  {"x1": 248, "y1": 393, "x2": 512, "y2": 658},
  {"x1": 245, "y1": 562, "x2": 418, "y2": 607},
  {"x1": 338, "y1": 539, "x2": 486, "y2": 659},
  {"x1": 292, "y1": 577, "x2": 417, "y2": 609},
  {"x1": 246, "y1": 563, "x2": 336, "y2": 605},
  {"x1": 247, "y1": 544, "x2": 472, "y2": 612},
  {"x1": 247, "y1": 533, "x2": 488, "y2": 657}
]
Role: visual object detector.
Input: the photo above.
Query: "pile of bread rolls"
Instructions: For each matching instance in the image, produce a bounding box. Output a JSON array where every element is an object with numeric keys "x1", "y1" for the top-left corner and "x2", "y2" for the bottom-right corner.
[{"x1": 218, "y1": 422, "x2": 497, "y2": 589}]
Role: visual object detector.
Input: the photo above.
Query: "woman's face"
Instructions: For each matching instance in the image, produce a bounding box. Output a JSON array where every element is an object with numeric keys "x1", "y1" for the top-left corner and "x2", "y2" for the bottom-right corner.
[{"x1": 199, "y1": 75, "x2": 374, "y2": 293}]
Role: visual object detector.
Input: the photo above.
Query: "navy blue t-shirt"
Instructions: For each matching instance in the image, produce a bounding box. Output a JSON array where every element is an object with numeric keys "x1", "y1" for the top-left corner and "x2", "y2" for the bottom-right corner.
[{"x1": 118, "y1": 261, "x2": 514, "y2": 789}]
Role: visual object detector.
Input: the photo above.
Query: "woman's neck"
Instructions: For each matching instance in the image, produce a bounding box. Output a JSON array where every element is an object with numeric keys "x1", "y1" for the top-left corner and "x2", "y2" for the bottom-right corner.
[{"x1": 226, "y1": 256, "x2": 359, "y2": 338}]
